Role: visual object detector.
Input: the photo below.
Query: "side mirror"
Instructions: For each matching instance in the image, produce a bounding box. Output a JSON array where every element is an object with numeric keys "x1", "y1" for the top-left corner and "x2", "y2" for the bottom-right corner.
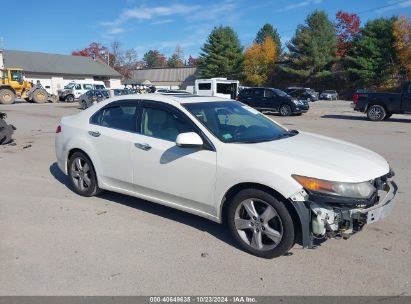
[{"x1": 176, "y1": 132, "x2": 203, "y2": 148}]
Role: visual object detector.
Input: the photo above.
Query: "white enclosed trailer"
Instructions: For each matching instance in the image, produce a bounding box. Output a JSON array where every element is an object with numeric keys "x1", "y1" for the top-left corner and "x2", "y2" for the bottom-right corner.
[{"x1": 194, "y1": 78, "x2": 239, "y2": 99}]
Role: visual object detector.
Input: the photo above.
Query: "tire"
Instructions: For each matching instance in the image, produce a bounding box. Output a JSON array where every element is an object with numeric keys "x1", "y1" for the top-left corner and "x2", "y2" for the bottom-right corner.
[
  {"x1": 68, "y1": 152, "x2": 101, "y2": 197},
  {"x1": 279, "y1": 104, "x2": 292, "y2": 116},
  {"x1": 65, "y1": 95, "x2": 75, "y2": 102},
  {"x1": 81, "y1": 100, "x2": 88, "y2": 110},
  {"x1": 384, "y1": 114, "x2": 392, "y2": 120},
  {"x1": 0, "y1": 89, "x2": 16, "y2": 104},
  {"x1": 367, "y1": 105, "x2": 386, "y2": 121},
  {"x1": 32, "y1": 88, "x2": 48, "y2": 103},
  {"x1": 227, "y1": 188, "x2": 295, "y2": 258}
]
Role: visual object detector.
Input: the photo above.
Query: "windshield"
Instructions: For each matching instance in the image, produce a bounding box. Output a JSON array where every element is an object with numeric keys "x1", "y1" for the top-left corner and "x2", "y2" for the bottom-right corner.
[
  {"x1": 100, "y1": 90, "x2": 109, "y2": 97},
  {"x1": 272, "y1": 89, "x2": 288, "y2": 97},
  {"x1": 183, "y1": 101, "x2": 295, "y2": 143},
  {"x1": 64, "y1": 83, "x2": 75, "y2": 89}
]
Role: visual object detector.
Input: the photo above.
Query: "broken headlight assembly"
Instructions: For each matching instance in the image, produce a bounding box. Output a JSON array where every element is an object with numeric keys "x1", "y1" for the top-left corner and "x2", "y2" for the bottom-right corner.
[{"x1": 292, "y1": 175, "x2": 376, "y2": 200}]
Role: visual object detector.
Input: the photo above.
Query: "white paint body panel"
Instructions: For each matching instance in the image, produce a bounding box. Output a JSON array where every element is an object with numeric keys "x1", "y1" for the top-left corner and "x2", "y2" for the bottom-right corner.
[{"x1": 55, "y1": 94, "x2": 390, "y2": 223}]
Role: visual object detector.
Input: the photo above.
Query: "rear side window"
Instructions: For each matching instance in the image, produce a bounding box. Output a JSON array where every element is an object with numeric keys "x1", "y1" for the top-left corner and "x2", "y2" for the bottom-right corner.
[
  {"x1": 94, "y1": 85, "x2": 105, "y2": 90},
  {"x1": 253, "y1": 89, "x2": 263, "y2": 96},
  {"x1": 198, "y1": 83, "x2": 211, "y2": 90},
  {"x1": 83, "y1": 84, "x2": 93, "y2": 90},
  {"x1": 91, "y1": 104, "x2": 138, "y2": 132}
]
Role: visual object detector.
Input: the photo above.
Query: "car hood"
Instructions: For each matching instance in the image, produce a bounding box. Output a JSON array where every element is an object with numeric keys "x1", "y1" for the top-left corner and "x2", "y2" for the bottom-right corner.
[{"x1": 238, "y1": 131, "x2": 389, "y2": 183}]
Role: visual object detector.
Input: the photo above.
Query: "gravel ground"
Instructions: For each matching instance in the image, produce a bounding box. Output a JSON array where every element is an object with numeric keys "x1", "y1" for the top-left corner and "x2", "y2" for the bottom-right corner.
[{"x1": 0, "y1": 100, "x2": 410, "y2": 296}]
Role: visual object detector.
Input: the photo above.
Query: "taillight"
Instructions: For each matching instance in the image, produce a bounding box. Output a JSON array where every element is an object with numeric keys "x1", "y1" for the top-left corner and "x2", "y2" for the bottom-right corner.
[
  {"x1": 56, "y1": 125, "x2": 62, "y2": 133},
  {"x1": 353, "y1": 93, "x2": 359, "y2": 104}
]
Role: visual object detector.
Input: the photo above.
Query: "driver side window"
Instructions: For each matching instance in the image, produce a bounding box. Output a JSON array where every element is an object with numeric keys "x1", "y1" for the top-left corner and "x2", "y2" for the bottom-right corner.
[{"x1": 141, "y1": 106, "x2": 195, "y2": 142}]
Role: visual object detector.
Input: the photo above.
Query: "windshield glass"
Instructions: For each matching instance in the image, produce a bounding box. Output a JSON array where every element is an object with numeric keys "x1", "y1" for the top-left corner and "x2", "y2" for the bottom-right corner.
[
  {"x1": 272, "y1": 89, "x2": 288, "y2": 97},
  {"x1": 100, "y1": 90, "x2": 109, "y2": 97},
  {"x1": 183, "y1": 101, "x2": 295, "y2": 143},
  {"x1": 64, "y1": 83, "x2": 75, "y2": 89}
]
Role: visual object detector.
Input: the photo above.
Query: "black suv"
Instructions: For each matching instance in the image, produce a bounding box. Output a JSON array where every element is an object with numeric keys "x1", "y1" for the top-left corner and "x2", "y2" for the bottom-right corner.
[
  {"x1": 237, "y1": 87, "x2": 309, "y2": 116},
  {"x1": 284, "y1": 87, "x2": 319, "y2": 102}
]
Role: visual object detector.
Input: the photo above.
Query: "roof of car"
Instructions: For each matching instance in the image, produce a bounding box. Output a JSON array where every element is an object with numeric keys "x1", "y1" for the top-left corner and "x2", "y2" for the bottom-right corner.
[{"x1": 97, "y1": 93, "x2": 234, "y2": 107}]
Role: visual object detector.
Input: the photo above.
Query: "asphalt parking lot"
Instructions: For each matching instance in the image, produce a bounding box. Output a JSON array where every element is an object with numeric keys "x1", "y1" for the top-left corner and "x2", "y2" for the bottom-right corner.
[{"x1": 0, "y1": 100, "x2": 410, "y2": 296}]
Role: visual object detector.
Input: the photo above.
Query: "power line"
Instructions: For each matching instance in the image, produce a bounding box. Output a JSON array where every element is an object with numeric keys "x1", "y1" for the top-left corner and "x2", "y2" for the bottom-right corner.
[{"x1": 357, "y1": 0, "x2": 409, "y2": 15}]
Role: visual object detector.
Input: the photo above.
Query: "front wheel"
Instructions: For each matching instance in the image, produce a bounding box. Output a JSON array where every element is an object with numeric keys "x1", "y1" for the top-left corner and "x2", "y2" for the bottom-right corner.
[
  {"x1": 227, "y1": 189, "x2": 295, "y2": 258},
  {"x1": 0, "y1": 89, "x2": 16, "y2": 104},
  {"x1": 367, "y1": 105, "x2": 386, "y2": 121},
  {"x1": 32, "y1": 88, "x2": 48, "y2": 103},
  {"x1": 68, "y1": 152, "x2": 101, "y2": 197},
  {"x1": 279, "y1": 104, "x2": 292, "y2": 116},
  {"x1": 80, "y1": 100, "x2": 88, "y2": 110}
]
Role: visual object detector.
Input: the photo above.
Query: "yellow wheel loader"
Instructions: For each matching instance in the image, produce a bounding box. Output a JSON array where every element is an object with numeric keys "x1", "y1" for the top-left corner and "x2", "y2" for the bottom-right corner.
[{"x1": 0, "y1": 68, "x2": 57, "y2": 104}]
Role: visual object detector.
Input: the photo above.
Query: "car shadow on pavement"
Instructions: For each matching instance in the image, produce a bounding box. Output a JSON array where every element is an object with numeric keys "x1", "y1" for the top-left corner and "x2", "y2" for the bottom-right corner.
[
  {"x1": 49, "y1": 162, "x2": 239, "y2": 250},
  {"x1": 321, "y1": 114, "x2": 411, "y2": 123}
]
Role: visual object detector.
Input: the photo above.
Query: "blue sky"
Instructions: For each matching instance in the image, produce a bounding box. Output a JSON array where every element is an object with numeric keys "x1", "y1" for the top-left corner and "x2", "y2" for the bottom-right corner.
[{"x1": 1, "y1": 0, "x2": 411, "y2": 59}]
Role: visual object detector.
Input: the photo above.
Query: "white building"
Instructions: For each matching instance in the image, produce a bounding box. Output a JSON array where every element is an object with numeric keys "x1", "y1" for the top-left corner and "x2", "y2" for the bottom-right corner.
[{"x1": 1, "y1": 50, "x2": 122, "y2": 94}]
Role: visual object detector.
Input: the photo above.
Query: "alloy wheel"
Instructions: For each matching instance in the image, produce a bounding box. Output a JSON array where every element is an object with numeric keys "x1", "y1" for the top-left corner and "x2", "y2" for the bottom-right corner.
[
  {"x1": 234, "y1": 198, "x2": 283, "y2": 251},
  {"x1": 279, "y1": 104, "x2": 291, "y2": 116},
  {"x1": 369, "y1": 107, "x2": 383, "y2": 120},
  {"x1": 70, "y1": 157, "x2": 92, "y2": 192}
]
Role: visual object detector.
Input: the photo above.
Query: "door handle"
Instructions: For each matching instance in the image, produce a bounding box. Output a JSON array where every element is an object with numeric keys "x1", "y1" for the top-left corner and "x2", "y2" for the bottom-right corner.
[
  {"x1": 134, "y1": 143, "x2": 151, "y2": 151},
  {"x1": 88, "y1": 131, "x2": 100, "y2": 137}
]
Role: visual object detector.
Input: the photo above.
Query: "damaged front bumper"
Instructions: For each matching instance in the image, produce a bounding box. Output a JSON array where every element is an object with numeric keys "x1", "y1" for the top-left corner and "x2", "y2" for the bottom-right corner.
[{"x1": 289, "y1": 174, "x2": 398, "y2": 248}]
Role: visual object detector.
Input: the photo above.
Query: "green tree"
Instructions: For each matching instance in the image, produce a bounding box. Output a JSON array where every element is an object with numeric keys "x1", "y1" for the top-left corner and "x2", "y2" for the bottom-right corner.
[
  {"x1": 255, "y1": 23, "x2": 282, "y2": 55},
  {"x1": 347, "y1": 17, "x2": 397, "y2": 88},
  {"x1": 167, "y1": 54, "x2": 184, "y2": 68},
  {"x1": 143, "y1": 50, "x2": 166, "y2": 68},
  {"x1": 284, "y1": 10, "x2": 337, "y2": 84},
  {"x1": 199, "y1": 26, "x2": 243, "y2": 78}
]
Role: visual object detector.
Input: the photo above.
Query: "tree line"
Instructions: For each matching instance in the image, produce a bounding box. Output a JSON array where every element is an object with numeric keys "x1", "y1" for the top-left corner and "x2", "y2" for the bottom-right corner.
[
  {"x1": 72, "y1": 10, "x2": 410, "y2": 96},
  {"x1": 72, "y1": 42, "x2": 198, "y2": 79},
  {"x1": 198, "y1": 11, "x2": 410, "y2": 96}
]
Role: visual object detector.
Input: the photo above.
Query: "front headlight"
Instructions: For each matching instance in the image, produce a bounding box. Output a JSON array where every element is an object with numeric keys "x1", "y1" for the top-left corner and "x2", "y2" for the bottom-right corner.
[{"x1": 292, "y1": 175, "x2": 376, "y2": 199}]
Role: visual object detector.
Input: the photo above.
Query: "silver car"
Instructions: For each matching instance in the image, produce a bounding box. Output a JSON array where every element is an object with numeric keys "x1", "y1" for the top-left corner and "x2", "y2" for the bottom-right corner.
[{"x1": 320, "y1": 90, "x2": 338, "y2": 100}]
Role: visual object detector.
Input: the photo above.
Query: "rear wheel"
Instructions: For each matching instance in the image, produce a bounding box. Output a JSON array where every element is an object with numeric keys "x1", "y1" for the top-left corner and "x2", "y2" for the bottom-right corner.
[
  {"x1": 65, "y1": 95, "x2": 75, "y2": 102},
  {"x1": 32, "y1": 88, "x2": 48, "y2": 103},
  {"x1": 227, "y1": 189, "x2": 295, "y2": 258},
  {"x1": 68, "y1": 152, "x2": 101, "y2": 197},
  {"x1": 0, "y1": 89, "x2": 16, "y2": 104},
  {"x1": 367, "y1": 105, "x2": 386, "y2": 121},
  {"x1": 279, "y1": 104, "x2": 292, "y2": 116}
]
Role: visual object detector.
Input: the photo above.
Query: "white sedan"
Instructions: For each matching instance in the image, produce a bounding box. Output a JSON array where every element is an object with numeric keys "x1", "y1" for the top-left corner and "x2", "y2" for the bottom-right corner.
[{"x1": 55, "y1": 94, "x2": 397, "y2": 258}]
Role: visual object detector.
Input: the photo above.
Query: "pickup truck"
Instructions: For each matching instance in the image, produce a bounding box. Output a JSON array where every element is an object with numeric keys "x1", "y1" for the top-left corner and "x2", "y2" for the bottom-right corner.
[{"x1": 352, "y1": 81, "x2": 411, "y2": 121}]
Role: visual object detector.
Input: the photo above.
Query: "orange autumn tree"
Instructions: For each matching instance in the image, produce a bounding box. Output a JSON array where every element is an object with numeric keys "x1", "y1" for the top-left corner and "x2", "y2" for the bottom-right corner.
[
  {"x1": 243, "y1": 37, "x2": 277, "y2": 86},
  {"x1": 393, "y1": 15, "x2": 411, "y2": 79}
]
